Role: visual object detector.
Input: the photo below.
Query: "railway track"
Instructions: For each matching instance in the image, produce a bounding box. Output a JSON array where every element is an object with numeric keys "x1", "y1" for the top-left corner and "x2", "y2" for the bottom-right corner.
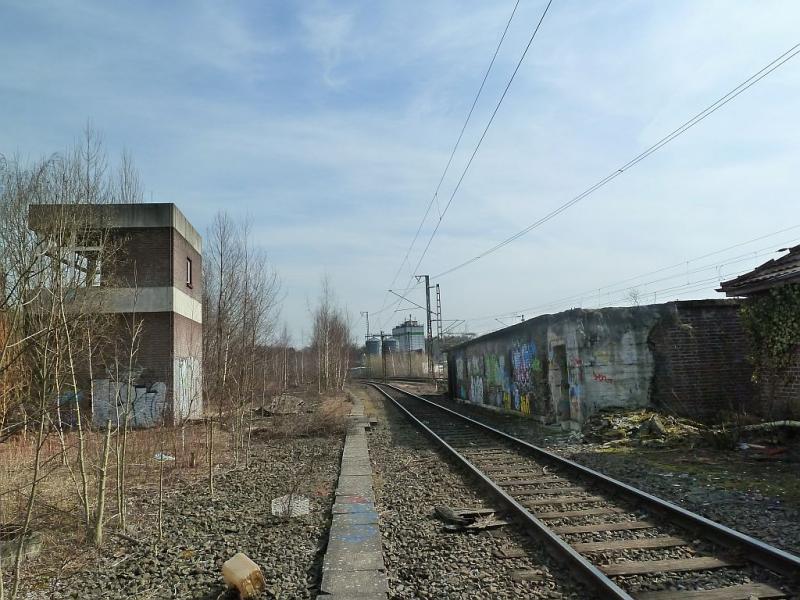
[{"x1": 369, "y1": 381, "x2": 800, "y2": 600}]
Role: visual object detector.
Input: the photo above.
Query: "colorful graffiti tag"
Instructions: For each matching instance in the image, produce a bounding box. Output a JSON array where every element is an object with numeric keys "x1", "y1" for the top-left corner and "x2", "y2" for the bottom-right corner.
[
  {"x1": 453, "y1": 339, "x2": 547, "y2": 417},
  {"x1": 456, "y1": 357, "x2": 466, "y2": 399}
]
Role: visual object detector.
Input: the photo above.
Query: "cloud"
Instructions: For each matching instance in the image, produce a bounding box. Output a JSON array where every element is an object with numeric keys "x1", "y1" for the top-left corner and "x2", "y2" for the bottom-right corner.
[
  {"x1": 2, "y1": 0, "x2": 800, "y2": 339},
  {"x1": 299, "y1": 4, "x2": 356, "y2": 88}
]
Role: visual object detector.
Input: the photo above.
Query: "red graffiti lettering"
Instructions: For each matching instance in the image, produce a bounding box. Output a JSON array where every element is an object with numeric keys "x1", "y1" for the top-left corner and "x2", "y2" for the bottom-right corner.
[{"x1": 592, "y1": 373, "x2": 613, "y2": 383}]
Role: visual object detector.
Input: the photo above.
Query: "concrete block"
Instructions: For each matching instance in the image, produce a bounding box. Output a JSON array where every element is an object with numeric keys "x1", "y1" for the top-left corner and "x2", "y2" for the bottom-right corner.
[
  {"x1": 331, "y1": 511, "x2": 379, "y2": 526},
  {"x1": 324, "y1": 523, "x2": 384, "y2": 571},
  {"x1": 340, "y1": 458, "x2": 373, "y2": 477},
  {"x1": 332, "y1": 496, "x2": 376, "y2": 514},
  {"x1": 336, "y1": 475, "x2": 375, "y2": 498},
  {"x1": 320, "y1": 569, "x2": 388, "y2": 597}
]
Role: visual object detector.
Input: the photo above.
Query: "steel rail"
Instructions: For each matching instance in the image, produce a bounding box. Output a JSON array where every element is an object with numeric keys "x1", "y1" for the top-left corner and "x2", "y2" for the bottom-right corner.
[
  {"x1": 367, "y1": 382, "x2": 635, "y2": 599},
  {"x1": 375, "y1": 381, "x2": 800, "y2": 582}
]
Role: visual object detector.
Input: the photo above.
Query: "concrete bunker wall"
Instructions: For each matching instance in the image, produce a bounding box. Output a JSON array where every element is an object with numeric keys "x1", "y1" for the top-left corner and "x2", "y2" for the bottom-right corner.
[{"x1": 448, "y1": 300, "x2": 751, "y2": 425}]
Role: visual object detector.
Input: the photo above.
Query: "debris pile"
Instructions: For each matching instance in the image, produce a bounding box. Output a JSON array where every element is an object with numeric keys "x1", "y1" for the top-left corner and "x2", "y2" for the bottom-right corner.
[
  {"x1": 255, "y1": 393, "x2": 306, "y2": 417},
  {"x1": 582, "y1": 408, "x2": 704, "y2": 447},
  {"x1": 434, "y1": 505, "x2": 510, "y2": 532},
  {"x1": 582, "y1": 409, "x2": 798, "y2": 459}
]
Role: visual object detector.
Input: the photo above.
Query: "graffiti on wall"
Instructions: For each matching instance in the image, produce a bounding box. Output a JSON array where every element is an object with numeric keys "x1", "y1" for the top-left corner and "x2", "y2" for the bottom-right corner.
[
  {"x1": 92, "y1": 378, "x2": 168, "y2": 428},
  {"x1": 511, "y1": 341, "x2": 544, "y2": 415},
  {"x1": 454, "y1": 339, "x2": 547, "y2": 417},
  {"x1": 455, "y1": 357, "x2": 467, "y2": 399},
  {"x1": 512, "y1": 342, "x2": 540, "y2": 388}
]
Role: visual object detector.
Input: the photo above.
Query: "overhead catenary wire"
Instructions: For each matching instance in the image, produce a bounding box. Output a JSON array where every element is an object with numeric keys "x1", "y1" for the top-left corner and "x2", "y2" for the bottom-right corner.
[
  {"x1": 433, "y1": 42, "x2": 800, "y2": 280},
  {"x1": 410, "y1": 0, "x2": 555, "y2": 279},
  {"x1": 462, "y1": 239, "x2": 798, "y2": 333},
  {"x1": 468, "y1": 265, "x2": 767, "y2": 337},
  {"x1": 460, "y1": 224, "x2": 800, "y2": 323},
  {"x1": 372, "y1": 0, "x2": 523, "y2": 326},
  {"x1": 381, "y1": 0, "x2": 554, "y2": 333}
]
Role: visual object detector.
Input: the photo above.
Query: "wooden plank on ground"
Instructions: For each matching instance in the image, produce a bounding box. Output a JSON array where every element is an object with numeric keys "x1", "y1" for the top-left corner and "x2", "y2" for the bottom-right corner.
[
  {"x1": 573, "y1": 536, "x2": 687, "y2": 553},
  {"x1": 524, "y1": 495, "x2": 605, "y2": 507},
  {"x1": 551, "y1": 520, "x2": 654, "y2": 534},
  {"x1": 477, "y1": 459, "x2": 538, "y2": 467},
  {"x1": 511, "y1": 486, "x2": 586, "y2": 497},
  {"x1": 484, "y1": 466, "x2": 542, "y2": 473},
  {"x1": 492, "y1": 547, "x2": 528, "y2": 559},
  {"x1": 493, "y1": 477, "x2": 565, "y2": 486},
  {"x1": 601, "y1": 557, "x2": 738, "y2": 576},
  {"x1": 449, "y1": 507, "x2": 497, "y2": 517},
  {"x1": 634, "y1": 583, "x2": 789, "y2": 600},
  {"x1": 537, "y1": 507, "x2": 625, "y2": 520}
]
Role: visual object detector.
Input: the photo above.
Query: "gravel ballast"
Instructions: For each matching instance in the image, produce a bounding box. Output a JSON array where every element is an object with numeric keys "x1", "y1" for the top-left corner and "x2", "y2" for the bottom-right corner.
[
  {"x1": 50, "y1": 435, "x2": 343, "y2": 599},
  {"x1": 360, "y1": 385, "x2": 591, "y2": 600},
  {"x1": 422, "y1": 391, "x2": 800, "y2": 557}
]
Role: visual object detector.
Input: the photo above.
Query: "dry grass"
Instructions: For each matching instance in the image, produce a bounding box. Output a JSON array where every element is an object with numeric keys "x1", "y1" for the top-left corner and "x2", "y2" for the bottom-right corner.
[
  {"x1": 253, "y1": 393, "x2": 351, "y2": 439},
  {"x1": 0, "y1": 422, "x2": 233, "y2": 522},
  {"x1": 0, "y1": 419, "x2": 240, "y2": 591},
  {"x1": 0, "y1": 386, "x2": 351, "y2": 593}
]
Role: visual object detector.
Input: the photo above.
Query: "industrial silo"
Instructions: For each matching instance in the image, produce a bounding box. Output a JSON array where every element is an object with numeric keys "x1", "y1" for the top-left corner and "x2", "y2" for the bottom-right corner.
[{"x1": 365, "y1": 338, "x2": 381, "y2": 355}]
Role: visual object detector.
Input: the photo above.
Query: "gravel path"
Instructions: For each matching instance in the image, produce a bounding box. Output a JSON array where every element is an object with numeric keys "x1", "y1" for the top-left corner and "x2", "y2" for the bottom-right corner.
[
  {"x1": 421, "y1": 392, "x2": 800, "y2": 557},
  {"x1": 50, "y1": 435, "x2": 343, "y2": 600},
  {"x1": 360, "y1": 385, "x2": 591, "y2": 600}
]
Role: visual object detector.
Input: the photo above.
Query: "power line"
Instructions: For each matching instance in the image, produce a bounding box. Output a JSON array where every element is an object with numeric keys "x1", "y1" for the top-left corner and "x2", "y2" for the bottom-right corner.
[
  {"x1": 474, "y1": 242, "x2": 793, "y2": 323},
  {"x1": 470, "y1": 263, "x2": 770, "y2": 337},
  {"x1": 410, "y1": 0, "x2": 555, "y2": 279},
  {"x1": 518, "y1": 237, "x2": 799, "y2": 316},
  {"x1": 373, "y1": 0, "x2": 523, "y2": 325},
  {"x1": 433, "y1": 42, "x2": 800, "y2": 279},
  {"x1": 382, "y1": 0, "x2": 553, "y2": 332},
  {"x1": 459, "y1": 224, "x2": 800, "y2": 323}
]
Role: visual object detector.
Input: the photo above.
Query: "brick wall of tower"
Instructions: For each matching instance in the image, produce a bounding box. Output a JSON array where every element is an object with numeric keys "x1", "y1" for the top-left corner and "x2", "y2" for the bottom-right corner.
[
  {"x1": 172, "y1": 230, "x2": 202, "y2": 303},
  {"x1": 106, "y1": 227, "x2": 172, "y2": 288}
]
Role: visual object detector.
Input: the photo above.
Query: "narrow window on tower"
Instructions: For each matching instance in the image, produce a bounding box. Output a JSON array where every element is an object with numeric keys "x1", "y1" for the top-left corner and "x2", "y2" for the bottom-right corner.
[{"x1": 186, "y1": 257, "x2": 193, "y2": 288}]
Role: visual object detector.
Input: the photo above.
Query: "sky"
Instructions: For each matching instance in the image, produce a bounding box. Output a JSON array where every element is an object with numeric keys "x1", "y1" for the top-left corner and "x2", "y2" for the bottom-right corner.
[{"x1": 2, "y1": 0, "x2": 799, "y2": 344}]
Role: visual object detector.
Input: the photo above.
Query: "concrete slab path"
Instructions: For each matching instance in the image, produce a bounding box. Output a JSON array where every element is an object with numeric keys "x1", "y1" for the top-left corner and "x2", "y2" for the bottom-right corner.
[{"x1": 318, "y1": 396, "x2": 388, "y2": 599}]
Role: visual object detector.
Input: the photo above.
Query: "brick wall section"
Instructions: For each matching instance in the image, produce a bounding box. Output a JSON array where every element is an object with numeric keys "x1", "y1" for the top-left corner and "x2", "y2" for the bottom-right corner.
[
  {"x1": 648, "y1": 302, "x2": 754, "y2": 420},
  {"x1": 174, "y1": 314, "x2": 202, "y2": 358},
  {"x1": 95, "y1": 312, "x2": 174, "y2": 389},
  {"x1": 759, "y1": 348, "x2": 800, "y2": 418},
  {"x1": 77, "y1": 312, "x2": 174, "y2": 406},
  {"x1": 106, "y1": 227, "x2": 172, "y2": 288},
  {"x1": 172, "y1": 230, "x2": 202, "y2": 302}
]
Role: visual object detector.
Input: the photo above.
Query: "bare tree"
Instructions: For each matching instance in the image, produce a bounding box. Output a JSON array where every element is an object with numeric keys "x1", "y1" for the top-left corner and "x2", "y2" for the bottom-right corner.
[
  {"x1": 310, "y1": 277, "x2": 354, "y2": 394},
  {"x1": 202, "y1": 212, "x2": 281, "y2": 462},
  {"x1": 0, "y1": 125, "x2": 148, "y2": 595}
]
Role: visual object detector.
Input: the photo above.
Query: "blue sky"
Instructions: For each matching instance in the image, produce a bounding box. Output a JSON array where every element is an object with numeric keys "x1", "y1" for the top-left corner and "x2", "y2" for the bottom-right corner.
[{"x1": 2, "y1": 0, "x2": 799, "y2": 342}]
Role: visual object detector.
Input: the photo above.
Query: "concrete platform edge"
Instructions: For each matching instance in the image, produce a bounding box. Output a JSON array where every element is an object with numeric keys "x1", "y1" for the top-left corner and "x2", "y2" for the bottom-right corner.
[{"x1": 318, "y1": 395, "x2": 388, "y2": 599}]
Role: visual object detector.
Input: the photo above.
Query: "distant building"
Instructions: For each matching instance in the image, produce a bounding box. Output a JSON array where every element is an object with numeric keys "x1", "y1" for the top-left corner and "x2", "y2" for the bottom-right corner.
[
  {"x1": 29, "y1": 203, "x2": 202, "y2": 427},
  {"x1": 392, "y1": 318, "x2": 425, "y2": 352},
  {"x1": 365, "y1": 337, "x2": 382, "y2": 355}
]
